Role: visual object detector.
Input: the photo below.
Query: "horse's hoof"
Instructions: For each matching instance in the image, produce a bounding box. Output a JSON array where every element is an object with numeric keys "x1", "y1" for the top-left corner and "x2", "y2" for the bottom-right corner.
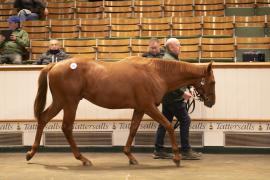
[
  {"x1": 129, "y1": 159, "x2": 139, "y2": 165},
  {"x1": 26, "y1": 152, "x2": 33, "y2": 161},
  {"x1": 173, "y1": 159, "x2": 180, "y2": 167},
  {"x1": 82, "y1": 160, "x2": 93, "y2": 166}
]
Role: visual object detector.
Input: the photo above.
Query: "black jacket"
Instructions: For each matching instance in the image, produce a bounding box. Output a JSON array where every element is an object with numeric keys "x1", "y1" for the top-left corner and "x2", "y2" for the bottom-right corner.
[
  {"x1": 14, "y1": 0, "x2": 46, "y2": 14},
  {"x1": 142, "y1": 49, "x2": 165, "y2": 58},
  {"x1": 34, "y1": 49, "x2": 70, "y2": 65}
]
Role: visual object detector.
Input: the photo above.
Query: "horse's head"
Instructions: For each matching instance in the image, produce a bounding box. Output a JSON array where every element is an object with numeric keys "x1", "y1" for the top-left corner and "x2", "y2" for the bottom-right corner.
[{"x1": 193, "y1": 62, "x2": 216, "y2": 108}]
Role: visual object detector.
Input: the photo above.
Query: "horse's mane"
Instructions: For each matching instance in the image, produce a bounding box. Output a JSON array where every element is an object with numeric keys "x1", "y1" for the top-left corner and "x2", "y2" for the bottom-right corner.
[{"x1": 148, "y1": 58, "x2": 206, "y2": 76}]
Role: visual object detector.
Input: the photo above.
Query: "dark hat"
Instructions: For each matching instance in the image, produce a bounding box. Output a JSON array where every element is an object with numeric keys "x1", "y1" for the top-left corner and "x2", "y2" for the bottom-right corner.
[{"x1": 7, "y1": 16, "x2": 21, "y2": 23}]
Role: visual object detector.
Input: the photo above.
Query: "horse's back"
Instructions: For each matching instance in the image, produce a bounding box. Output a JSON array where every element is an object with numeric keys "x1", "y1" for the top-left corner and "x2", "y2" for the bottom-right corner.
[
  {"x1": 49, "y1": 56, "x2": 153, "y2": 73},
  {"x1": 44, "y1": 56, "x2": 166, "y2": 109},
  {"x1": 48, "y1": 56, "x2": 162, "y2": 91}
]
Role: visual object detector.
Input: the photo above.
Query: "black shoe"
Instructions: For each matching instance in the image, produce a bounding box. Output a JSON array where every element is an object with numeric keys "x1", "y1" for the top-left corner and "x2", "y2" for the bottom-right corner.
[
  {"x1": 153, "y1": 150, "x2": 173, "y2": 159},
  {"x1": 182, "y1": 149, "x2": 202, "y2": 160}
]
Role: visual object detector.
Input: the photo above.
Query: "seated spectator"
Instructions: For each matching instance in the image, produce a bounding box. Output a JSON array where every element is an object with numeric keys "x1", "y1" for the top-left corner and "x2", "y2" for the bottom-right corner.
[
  {"x1": 34, "y1": 39, "x2": 70, "y2": 65},
  {"x1": 14, "y1": 0, "x2": 48, "y2": 21},
  {"x1": 0, "y1": 16, "x2": 29, "y2": 64},
  {"x1": 142, "y1": 38, "x2": 164, "y2": 58}
]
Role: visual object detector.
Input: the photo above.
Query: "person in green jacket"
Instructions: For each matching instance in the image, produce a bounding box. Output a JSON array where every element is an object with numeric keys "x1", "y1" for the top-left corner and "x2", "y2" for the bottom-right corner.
[
  {"x1": 153, "y1": 38, "x2": 202, "y2": 160},
  {"x1": 0, "y1": 16, "x2": 29, "y2": 64}
]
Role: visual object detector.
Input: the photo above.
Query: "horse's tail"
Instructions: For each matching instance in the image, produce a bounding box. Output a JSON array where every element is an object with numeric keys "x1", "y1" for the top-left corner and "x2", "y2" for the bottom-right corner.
[{"x1": 34, "y1": 63, "x2": 56, "y2": 120}]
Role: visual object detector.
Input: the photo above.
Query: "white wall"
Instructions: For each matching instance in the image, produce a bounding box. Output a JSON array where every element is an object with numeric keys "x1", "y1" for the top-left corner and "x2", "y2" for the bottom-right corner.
[
  {"x1": 191, "y1": 68, "x2": 270, "y2": 120},
  {"x1": 0, "y1": 64, "x2": 270, "y2": 147},
  {"x1": 0, "y1": 65, "x2": 269, "y2": 121}
]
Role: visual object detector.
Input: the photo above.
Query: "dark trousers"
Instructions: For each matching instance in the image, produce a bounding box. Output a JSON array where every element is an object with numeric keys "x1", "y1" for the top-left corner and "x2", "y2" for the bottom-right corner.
[
  {"x1": 0, "y1": 54, "x2": 22, "y2": 64},
  {"x1": 155, "y1": 101, "x2": 191, "y2": 152}
]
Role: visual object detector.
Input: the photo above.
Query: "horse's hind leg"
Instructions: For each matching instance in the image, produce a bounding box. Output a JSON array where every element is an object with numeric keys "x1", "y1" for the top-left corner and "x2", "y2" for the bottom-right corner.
[
  {"x1": 62, "y1": 102, "x2": 92, "y2": 166},
  {"x1": 26, "y1": 101, "x2": 62, "y2": 161},
  {"x1": 146, "y1": 105, "x2": 180, "y2": 167},
  {"x1": 123, "y1": 110, "x2": 144, "y2": 165}
]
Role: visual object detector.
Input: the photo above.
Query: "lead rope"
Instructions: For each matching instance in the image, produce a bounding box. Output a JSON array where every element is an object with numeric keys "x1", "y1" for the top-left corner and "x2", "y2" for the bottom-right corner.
[{"x1": 174, "y1": 86, "x2": 200, "y2": 129}]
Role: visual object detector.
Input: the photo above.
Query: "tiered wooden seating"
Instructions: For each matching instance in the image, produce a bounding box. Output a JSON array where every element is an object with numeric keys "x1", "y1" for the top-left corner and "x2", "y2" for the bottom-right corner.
[
  {"x1": 226, "y1": 0, "x2": 255, "y2": 7},
  {"x1": 76, "y1": 1, "x2": 104, "y2": 19},
  {"x1": 194, "y1": 0, "x2": 225, "y2": 16},
  {"x1": 235, "y1": 15, "x2": 266, "y2": 36},
  {"x1": 47, "y1": 2, "x2": 75, "y2": 19},
  {"x1": 203, "y1": 16, "x2": 234, "y2": 37},
  {"x1": 133, "y1": 0, "x2": 163, "y2": 18},
  {"x1": 257, "y1": 0, "x2": 270, "y2": 7},
  {"x1": 104, "y1": 0, "x2": 133, "y2": 18},
  {"x1": 225, "y1": 0, "x2": 256, "y2": 15},
  {"x1": 0, "y1": 21, "x2": 9, "y2": 29},
  {"x1": 256, "y1": 0, "x2": 270, "y2": 15},
  {"x1": 201, "y1": 37, "x2": 235, "y2": 62},
  {"x1": 140, "y1": 17, "x2": 171, "y2": 37},
  {"x1": 97, "y1": 39, "x2": 130, "y2": 61},
  {"x1": 22, "y1": 20, "x2": 50, "y2": 39},
  {"x1": 50, "y1": 19, "x2": 79, "y2": 39},
  {"x1": 80, "y1": 18, "x2": 110, "y2": 38},
  {"x1": 171, "y1": 17, "x2": 202, "y2": 37},
  {"x1": 30, "y1": 40, "x2": 49, "y2": 60},
  {"x1": 64, "y1": 39, "x2": 96, "y2": 59},
  {"x1": 178, "y1": 38, "x2": 200, "y2": 62},
  {"x1": 267, "y1": 15, "x2": 270, "y2": 36},
  {"x1": 236, "y1": 37, "x2": 270, "y2": 49},
  {"x1": 0, "y1": 3, "x2": 16, "y2": 21},
  {"x1": 164, "y1": 0, "x2": 193, "y2": 17},
  {"x1": 130, "y1": 38, "x2": 149, "y2": 56},
  {"x1": 110, "y1": 18, "x2": 140, "y2": 37},
  {"x1": 235, "y1": 15, "x2": 266, "y2": 27}
]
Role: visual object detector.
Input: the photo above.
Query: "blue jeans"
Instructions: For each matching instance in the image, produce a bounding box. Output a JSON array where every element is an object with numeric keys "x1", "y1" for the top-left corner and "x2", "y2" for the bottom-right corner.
[{"x1": 155, "y1": 101, "x2": 191, "y2": 152}]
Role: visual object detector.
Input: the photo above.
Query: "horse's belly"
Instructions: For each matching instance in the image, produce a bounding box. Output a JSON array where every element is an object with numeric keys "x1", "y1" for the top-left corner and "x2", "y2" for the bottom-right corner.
[{"x1": 84, "y1": 93, "x2": 135, "y2": 109}]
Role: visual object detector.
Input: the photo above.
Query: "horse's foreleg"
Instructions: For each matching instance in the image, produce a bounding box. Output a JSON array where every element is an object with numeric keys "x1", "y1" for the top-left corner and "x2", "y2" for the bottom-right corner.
[
  {"x1": 62, "y1": 103, "x2": 92, "y2": 166},
  {"x1": 146, "y1": 106, "x2": 180, "y2": 167},
  {"x1": 26, "y1": 102, "x2": 62, "y2": 161},
  {"x1": 123, "y1": 110, "x2": 144, "y2": 165}
]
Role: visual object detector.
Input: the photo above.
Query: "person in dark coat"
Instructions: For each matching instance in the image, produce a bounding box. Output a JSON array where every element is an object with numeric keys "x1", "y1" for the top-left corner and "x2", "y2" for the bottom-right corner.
[
  {"x1": 142, "y1": 38, "x2": 164, "y2": 58},
  {"x1": 14, "y1": 0, "x2": 48, "y2": 21},
  {"x1": 34, "y1": 39, "x2": 70, "y2": 65},
  {"x1": 153, "y1": 38, "x2": 202, "y2": 160}
]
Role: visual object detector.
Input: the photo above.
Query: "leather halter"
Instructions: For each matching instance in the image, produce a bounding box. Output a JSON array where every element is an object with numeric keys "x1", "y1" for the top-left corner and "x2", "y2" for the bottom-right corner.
[
  {"x1": 174, "y1": 77, "x2": 208, "y2": 129},
  {"x1": 191, "y1": 77, "x2": 209, "y2": 102}
]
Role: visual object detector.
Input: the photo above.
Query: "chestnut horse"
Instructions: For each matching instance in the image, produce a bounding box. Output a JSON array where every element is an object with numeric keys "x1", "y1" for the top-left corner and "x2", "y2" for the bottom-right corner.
[{"x1": 26, "y1": 56, "x2": 215, "y2": 167}]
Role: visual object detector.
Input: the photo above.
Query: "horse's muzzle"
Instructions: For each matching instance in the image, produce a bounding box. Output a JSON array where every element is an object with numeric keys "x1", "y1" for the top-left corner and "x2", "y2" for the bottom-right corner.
[{"x1": 204, "y1": 100, "x2": 215, "y2": 108}]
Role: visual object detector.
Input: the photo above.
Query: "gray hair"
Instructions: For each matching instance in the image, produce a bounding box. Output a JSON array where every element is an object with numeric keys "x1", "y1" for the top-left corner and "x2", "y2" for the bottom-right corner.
[{"x1": 165, "y1": 38, "x2": 180, "y2": 47}]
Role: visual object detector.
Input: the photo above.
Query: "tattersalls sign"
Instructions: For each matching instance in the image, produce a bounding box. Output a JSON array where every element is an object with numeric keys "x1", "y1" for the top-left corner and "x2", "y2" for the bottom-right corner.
[
  {"x1": 0, "y1": 120, "x2": 269, "y2": 147},
  {"x1": 0, "y1": 121, "x2": 270, "y2": 132},
  {"x1": 209, "y1": 122, "x2": 269, "y2": 132},
  {"x1": 0, "y1": 123, "x2": 14, "y2": 131},
  {"x1": 22, "y1": 122, "x2": 111, "y2": 131}
]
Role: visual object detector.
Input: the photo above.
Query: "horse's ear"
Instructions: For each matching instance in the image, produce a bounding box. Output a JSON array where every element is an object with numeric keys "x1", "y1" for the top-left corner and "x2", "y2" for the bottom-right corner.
[{"x1": 207, "y1": 61, "x2": 213, "y2": 74}]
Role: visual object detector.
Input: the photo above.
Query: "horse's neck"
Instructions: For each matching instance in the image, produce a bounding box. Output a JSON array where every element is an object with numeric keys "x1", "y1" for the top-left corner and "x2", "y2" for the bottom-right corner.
[{"x1": 158, "y1": 61, "x2": 206, "y2": 91}]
